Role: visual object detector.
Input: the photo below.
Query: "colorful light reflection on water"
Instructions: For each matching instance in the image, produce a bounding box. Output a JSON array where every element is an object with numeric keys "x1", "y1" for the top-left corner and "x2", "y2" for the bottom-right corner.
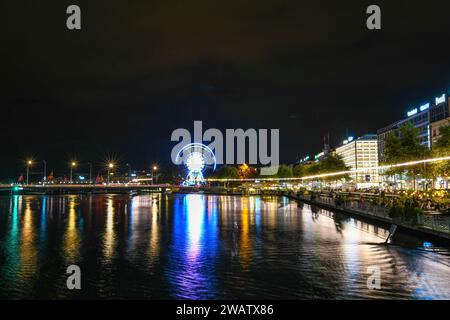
[{"x1": 0, "y1": 193, "x2": 449, "y2": 299}]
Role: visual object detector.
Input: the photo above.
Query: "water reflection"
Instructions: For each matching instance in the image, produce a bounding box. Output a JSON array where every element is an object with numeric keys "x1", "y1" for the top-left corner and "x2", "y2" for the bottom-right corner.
[
  {"x1": 0, "y1": 194, "x2": 449, "y2": 299},
  {"x1": 103, "y1": 197, "x2": 115, "y2": 261},
  {"x1": 40, "y1": 196, "x2": 47, "y2": 242},
  {"x1": 63, "y1": 196, "x2": 80, "y2": 262},
  {"x1": 20, "y1": 201, "x2": 37, "y2": 279},
  {"x1": 2, "y1": 196, "x2": 21, "y2": 290},
  {"x1": 240, "y1": 197, "x2": 250, "y2": 270},
  {"x1": 186, "y1": 194, "x2": 204, "y2": 257},
  {"x1": 168, "y1": 194, "x2": 219, "y2": 299},
  {"x1": 149, "y1": 196, "x2": 159, "y2": 262}
]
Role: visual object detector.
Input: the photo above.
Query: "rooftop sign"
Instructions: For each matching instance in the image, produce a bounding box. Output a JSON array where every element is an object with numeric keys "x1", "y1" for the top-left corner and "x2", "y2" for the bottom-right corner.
[
  {"x1": 419, "y1": 103, "x2": 430, "y2": 112},
  {"x1": 435, "y1": 94, "x2": 446, "y2": 105},
  {"x1": 407, "y1": 108, "x2": 418, "y2": 117}
]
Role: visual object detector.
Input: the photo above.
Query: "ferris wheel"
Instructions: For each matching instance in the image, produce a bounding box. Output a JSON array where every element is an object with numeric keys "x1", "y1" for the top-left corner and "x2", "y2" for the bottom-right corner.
[{"x1": 175, "y1": 143, "x2": 216, "y2": 185}]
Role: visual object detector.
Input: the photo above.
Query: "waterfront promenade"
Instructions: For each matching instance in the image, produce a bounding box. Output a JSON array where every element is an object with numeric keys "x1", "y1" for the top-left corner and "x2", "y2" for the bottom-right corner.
[{"x1": 280, "y1": 190, "x2": 450, "y2": 241}]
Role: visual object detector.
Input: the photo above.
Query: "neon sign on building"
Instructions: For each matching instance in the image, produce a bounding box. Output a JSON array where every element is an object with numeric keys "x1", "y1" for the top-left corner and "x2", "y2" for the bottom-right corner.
[
  {"x1": 419, "y1": 103, "x2": 430, "y2": 112},
  {"x1": 407, "y1": 108, "x2": 418, "y2": 117},
  {"x1": 435, "y1": 94, "x2": 446, "y2": 105}
]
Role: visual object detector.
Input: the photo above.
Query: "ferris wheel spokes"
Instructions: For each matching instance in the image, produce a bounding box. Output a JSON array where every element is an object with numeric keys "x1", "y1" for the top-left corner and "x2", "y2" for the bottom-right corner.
[{"x1": 175, "y1": 143, "x2": 217, "y2": 186}]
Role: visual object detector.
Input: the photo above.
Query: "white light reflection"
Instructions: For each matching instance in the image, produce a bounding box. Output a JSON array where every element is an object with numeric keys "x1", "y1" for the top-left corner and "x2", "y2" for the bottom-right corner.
[{"x1": 185, "y1": 194, "x2": 205, "y2": 259}]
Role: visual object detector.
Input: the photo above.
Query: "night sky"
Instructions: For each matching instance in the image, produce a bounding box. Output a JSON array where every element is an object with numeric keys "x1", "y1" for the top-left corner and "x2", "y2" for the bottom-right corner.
[{"x1": 2, "y1": 0, "x2": 450, "y2": 180}]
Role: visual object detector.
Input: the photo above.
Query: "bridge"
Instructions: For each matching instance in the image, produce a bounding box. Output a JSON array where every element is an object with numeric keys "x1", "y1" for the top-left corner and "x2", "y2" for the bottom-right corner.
[{"x1": 0, "y1": 183, "x2": 177, "y2": 195}]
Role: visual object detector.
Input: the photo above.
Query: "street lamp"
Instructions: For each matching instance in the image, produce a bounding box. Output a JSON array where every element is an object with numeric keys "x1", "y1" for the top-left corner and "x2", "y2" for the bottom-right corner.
[
  {"x1": 70, "y1": 162, "x2": 77, "y2": 183},
  {"x1": 26, "y1": 160, "x2": 32, "y2": 185},
  {"x1": 107, "y1": 163, "x2": 114, "y2": 184},
  {"x1": 126, "y1": 163, "x2": 132, "y2": 183},
  {"x1": 42, "y1": 160, "x2": 47, "y2": 185},
  {"x1": 88, "y1": 162, "x2": 93, "y2": 184},
  {"x1": 152, "y1": 165, "x2": 158, "y2": 185}
]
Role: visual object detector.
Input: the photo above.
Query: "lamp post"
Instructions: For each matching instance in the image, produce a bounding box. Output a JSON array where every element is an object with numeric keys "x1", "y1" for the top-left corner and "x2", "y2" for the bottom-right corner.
[
  {"x1": 152, "y1": 165, "x2": 158, "y2": 185},
  {"x1": 42, "y1": 160, "x2": 47, "y2": 185},
  {"x1": 107, "y1": 163, "x2": 114, "y2": 184},
  {"x1": 126, "y1": 163, "x2": 132, "y2": 183},
  {"x1": 88, "y1": 162, "x2": 93, "y2": 184},
  {"x1": 70, "y1": 162, "x2": 77, "y2": 183},
  {"x1": 26, "y1": 160, "x2": 32, "y2": 185}
]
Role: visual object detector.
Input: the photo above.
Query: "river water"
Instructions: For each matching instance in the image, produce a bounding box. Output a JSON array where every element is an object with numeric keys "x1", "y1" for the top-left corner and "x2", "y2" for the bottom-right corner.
[{"x1": 0, "y1": 193, "x2": 449, "y2": 299}]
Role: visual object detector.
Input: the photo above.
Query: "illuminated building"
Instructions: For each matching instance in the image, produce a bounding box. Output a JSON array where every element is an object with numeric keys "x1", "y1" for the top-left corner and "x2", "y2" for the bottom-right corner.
[
  {"x1": 430, "y1": 93, "x2": 450, "y2": 146},
  {"x1": 335, "y1": 135, "x2": 379, "y2": 188},
  {"x1": 377, "y1": 107, "x2": 430, "y2": 162},
  {"x1": 314, "y1": 151, "x2": 325, "y2": 162},
  {"x1": 430, "y1": 94, "x2": 450, "y2": 123},
  {"x1": 377, "y1": 93, "x2": 449, "y2": 161}
]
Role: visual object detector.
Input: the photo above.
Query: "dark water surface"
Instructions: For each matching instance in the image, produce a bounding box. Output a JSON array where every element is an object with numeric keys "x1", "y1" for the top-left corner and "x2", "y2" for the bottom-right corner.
[{"x1": 0, "y1": 193, "x2": 449, "y2": 299}]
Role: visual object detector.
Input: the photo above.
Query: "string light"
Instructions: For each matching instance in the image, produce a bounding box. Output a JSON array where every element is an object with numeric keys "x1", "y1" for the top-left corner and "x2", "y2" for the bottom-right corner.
[{"x1": 206, "y1": 155, "x2": 450, "y2": 182}]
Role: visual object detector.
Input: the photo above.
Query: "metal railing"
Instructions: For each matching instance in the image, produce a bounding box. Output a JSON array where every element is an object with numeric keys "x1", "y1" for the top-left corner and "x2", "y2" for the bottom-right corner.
[{"x1": 287, "y1": 191, "x2": 450, "y2": 234}]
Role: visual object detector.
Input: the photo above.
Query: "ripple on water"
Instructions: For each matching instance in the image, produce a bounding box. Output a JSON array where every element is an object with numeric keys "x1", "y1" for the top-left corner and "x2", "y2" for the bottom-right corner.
[{"x1": 0, "y1": 194, "x2": 449, "y2": 299}]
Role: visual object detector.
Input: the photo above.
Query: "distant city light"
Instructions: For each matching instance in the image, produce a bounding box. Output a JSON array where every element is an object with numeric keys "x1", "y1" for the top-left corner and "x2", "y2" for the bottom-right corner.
[
  {"x1": 314, "y1": 152, "x2": 324, "y2": 160},
  {"x1": 342, "y1": 135, "x2": 355, "y2": 144},
  {"x1": 131, "y1": 178, "x2": 152, "y2": 182}
]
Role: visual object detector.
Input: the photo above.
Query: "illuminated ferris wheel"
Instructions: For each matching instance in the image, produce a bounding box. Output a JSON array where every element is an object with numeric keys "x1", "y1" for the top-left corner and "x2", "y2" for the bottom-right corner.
[{"x1": 175, "y1": 143, "x2": 216, "y2": 186}]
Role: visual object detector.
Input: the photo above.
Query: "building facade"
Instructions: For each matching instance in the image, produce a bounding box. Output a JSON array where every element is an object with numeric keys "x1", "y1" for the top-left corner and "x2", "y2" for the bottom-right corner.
[
  {"x1": 377, "y1": 107, "x2": 430, "y2": 162},
  {"x1": 431, "y1": 117, "x2": 450, "y2": 146},
  {"x1": 377, "y1": 93, "x2": 450, "y2": 161},
  {"x1": 430, "y1": 93, "x2": 450, "y2": 146},
  {"x1": 335, "y1": 135, "x2": 379, "y2": 188}
]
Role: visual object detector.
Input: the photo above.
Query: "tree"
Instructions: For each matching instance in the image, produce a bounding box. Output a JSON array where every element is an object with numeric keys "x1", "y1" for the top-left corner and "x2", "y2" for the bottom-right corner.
[
  {"x1": 237, "y1": 163, "x2": 257, "y2": 179},
  {"x1": 293, "y1": 164, "x2": 305, "y2": 177},
  {"x1": 304, "y1": 162, "x2": 320, "y2": 176},
  {"x1": 434, "y1": 123, "x2": 450, "y2": 150},
  {"x1": 383, "y1": 131, "x2": 403, "y2": 176},
  {"x1": 214, "y1": 166, "x2": 239, "y2": 179},
  {"x1": 277, "y1": 165, "x2": 293, "y2": 178},
  {"x1": 431, "y1": 123, "x2": 450, "y2": 188},
  {"x1": 383, "y1": 123, "x2": 431, "y2": 189},
  {"x1": 318, "y1": 154, "x2": 351, "y2": 182}
]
